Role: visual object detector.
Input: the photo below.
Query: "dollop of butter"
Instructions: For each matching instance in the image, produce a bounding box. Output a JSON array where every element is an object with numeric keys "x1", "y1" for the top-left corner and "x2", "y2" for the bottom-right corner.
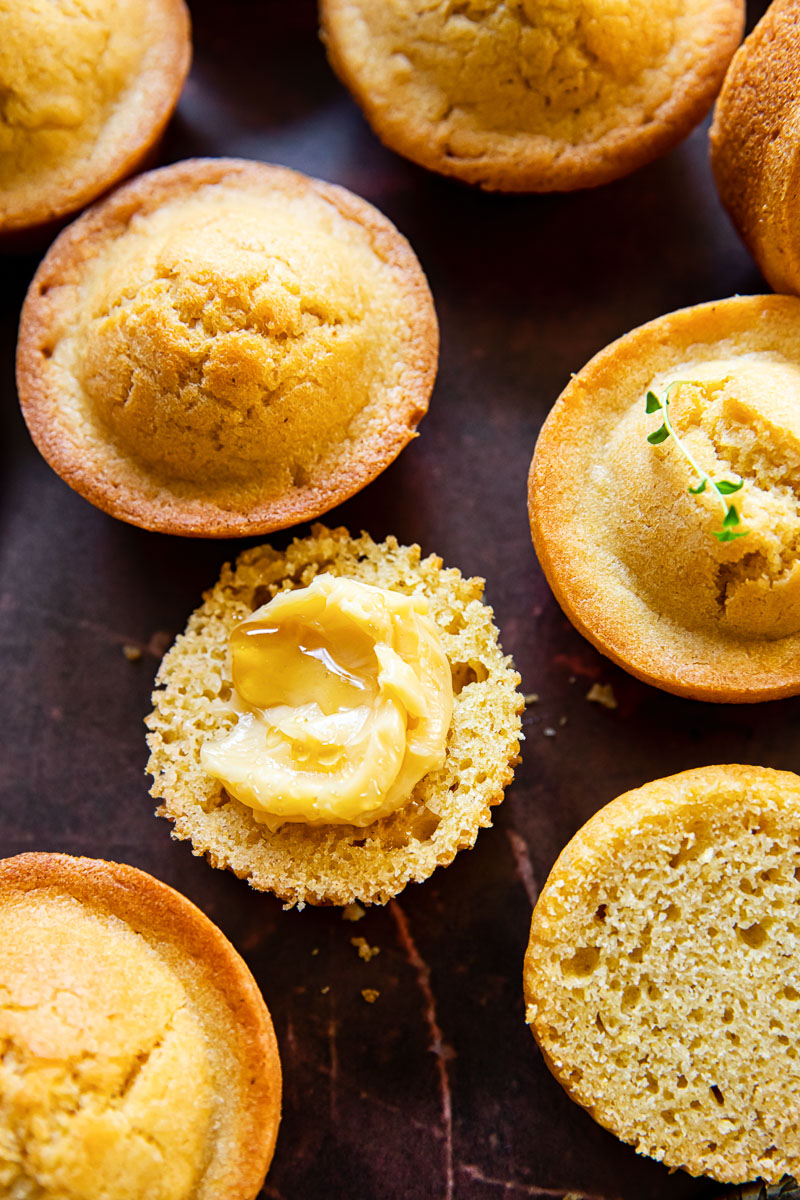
[{"x1": 200, "y1": 575, "x2": 454, "y2": 828}]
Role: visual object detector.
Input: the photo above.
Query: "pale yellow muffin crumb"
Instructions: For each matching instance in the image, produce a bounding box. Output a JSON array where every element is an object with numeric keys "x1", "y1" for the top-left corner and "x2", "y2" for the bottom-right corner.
[
  {"x1": 524, "y1": 764, "x2": 800, "y2": 1184},
  {"x1": 321, "y1": 0, "x2": 744, "y2": 191},
  {"x1": 17, "y1": 159, "x2": 437, "y2": 536},
  {"x1": 0, "y1": 0, "x2": 190, "y2": 234},
  {"x1": 351, "y1": 936, "x2": 380, "y2": 961},
  {"x1": 0, "y1": 853, "x2": 281, "y2": 1200},
  {"x1": 146, "y1": 525, "x2": 522, "y2": 907},
  {"x1": 586, "y1": 682, "x2": 617, "y2": 709}
]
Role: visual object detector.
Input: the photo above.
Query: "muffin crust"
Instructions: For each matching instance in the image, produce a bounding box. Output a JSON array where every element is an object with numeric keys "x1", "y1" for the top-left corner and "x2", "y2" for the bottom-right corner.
[
  {"x1": 0, "y1": 853, "x2": 281, "y2": 1200},
  {"x1": 0, "y1": 0, "x2": 190, "y2": 236},
  {"x1": 529, "y1": 295, "x2": 800, "y2": 701},
  {"x1": 525, "y1": 764, "x2": 800, "y2": 1183},
  {"x1": 711, "y1": 0, "x2": 800, "y2": 296},
  {"x1": 17, "y1": 158, "x2": 437, "y2": 536},
  {"x1": 321, "y1": 0, "x2": 744, "y2": 191}
]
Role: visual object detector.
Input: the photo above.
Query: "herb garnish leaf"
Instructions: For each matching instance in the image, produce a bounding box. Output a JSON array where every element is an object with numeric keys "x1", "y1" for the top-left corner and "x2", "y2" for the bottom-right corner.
[{"x1": 645, "y1": 380, "x2": 749, "y2": 542}]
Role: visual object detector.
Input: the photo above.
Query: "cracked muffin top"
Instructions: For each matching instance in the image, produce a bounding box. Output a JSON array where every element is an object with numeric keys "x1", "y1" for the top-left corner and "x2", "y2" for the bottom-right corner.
[
  {"x1": 320, "y1": 0, "x2": 744, "y2": 191},
  {"x1": 528, "y1": 295, "x2": 800, "y2": 701},
  {"x1": 0, "y1": 0, "x2": 190, "y2": 236},
  {"x1": 0, "y1": 852, "x2": 281, "y2": 1200},
  {"x1": 16, "y1": 158, "x2": 437, "y2": 536}
]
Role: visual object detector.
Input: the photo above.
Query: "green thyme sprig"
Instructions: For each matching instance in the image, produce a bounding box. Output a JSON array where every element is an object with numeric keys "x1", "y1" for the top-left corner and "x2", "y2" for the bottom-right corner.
[{"x1": 645, "y1": 381, "x2": 749, "y2": 543}]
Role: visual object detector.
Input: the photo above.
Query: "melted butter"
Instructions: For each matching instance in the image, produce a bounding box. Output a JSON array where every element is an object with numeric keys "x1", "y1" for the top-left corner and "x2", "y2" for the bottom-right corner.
[
  {"x1": 200, "y1": 575, "x2": 454, "y2": 828},
  {"x1": 232, "y1": 623, "x2": 374, "y2": 713}
]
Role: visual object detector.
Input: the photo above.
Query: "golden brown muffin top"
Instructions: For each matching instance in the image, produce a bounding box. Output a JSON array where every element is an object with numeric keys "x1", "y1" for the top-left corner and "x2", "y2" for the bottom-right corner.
[
  {"x1": 711, "y1": 0, "x2": 800, "y2": 296},
  {"x1": 0, "y1": 853, "x2": 281, "y2": 1200},
  {"x1": 525, "y1": 764, "x2": 800, "y2": 1183},
  {"x1": 0, "y1": 0, "x2": 190, "y2": 234},
  {"x1": 17, "y1": 159, "x2": 437, "y2": 536},
  {"x1": 529, "y1": 295, "x2": 800, "y2": 701},
  {"x1": 321, "y1": 0, "x2": 744, "y2": 190}
]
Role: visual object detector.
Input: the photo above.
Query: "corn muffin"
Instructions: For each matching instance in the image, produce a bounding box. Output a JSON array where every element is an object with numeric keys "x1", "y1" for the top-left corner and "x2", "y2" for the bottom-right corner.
[
  {"x1": 711, "y1": 0, "x2": 800, "y2": 296},
  {"x1": 321, "y1": 0, "x2": 744, "y2": 192},
  {"x1": 524, "y1": 764, "x2": 800, "y2": 1183},
  {"x1": 528, "y1": 294, "x2": 800, "y2": 702},
  {"x1": 146, "y1": 525, "x2": 523, "y2": 907},
  {"x1": 16, "y1": 158, "x2": 437, "y2": 536},
  {"x1": 0, "y1": 0, "x2": 190, "y2": 238},
  {"x1": 0, "y1": 852, "x2": 281, "y2": 1200}
]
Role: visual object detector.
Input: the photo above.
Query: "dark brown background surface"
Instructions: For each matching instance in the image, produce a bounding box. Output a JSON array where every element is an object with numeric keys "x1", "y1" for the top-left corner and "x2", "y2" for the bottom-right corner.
[{"x1": 0, "y1": 2, "x2": 792, "y2": 1197}]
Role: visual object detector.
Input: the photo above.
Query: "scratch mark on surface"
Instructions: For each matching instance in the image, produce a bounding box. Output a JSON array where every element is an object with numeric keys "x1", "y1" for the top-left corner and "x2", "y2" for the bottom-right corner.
[
  {"x1": 553, "y1": 653, "x2": 602, "y2": 682},
  {"x1": 506, "y1": 829, "x2": 539, "y2": 908},
  {"x1": 327, "y1": 1008, "x2": 339, "y2": 1124},
  {"x1": 390, "y1": 900, "x2": 454, "y2": 1200},
  {"x1": 0, "y1": 596, "x2": 170, "y2": 658},
  {"x1": 459, "y1": 1164, "x2": 610, "y2": 1198},
  {"x1": 356, "y1": 1088, "x2": 435, "y2": 1135}
]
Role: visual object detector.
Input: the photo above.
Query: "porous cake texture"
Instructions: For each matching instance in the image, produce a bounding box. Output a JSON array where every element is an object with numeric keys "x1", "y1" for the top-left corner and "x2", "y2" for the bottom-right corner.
[
  {"x1": 525, "y1": 764, "x2": 800, "y2": 1184},
  {"x1": 146, "y1": 526, "x2": 523, "y2": 907},
  {"x1": 321, "y1": 0, "x2": 743, "y2": 190}
]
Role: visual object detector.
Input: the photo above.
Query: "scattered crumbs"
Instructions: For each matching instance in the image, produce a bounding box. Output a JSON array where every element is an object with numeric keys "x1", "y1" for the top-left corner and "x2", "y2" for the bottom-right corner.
[
  {"x1": 543, "y1": 727, "x2": 557, "y2": 738},
  {"x1": 523, "y1": 692, "x2": 539, "y2": 707},
  {"x1": 122, "y1": 644, "x2": 142, "y2": 662},
  {"x1": 320, "y1": 986, "x2": 330, "y2": 995},
  {"x1": 311, "y1": 947, "x2": 319, "y2": 957},
  {"x1": 569, "y1": 675, "x2": 576, "y2": 684},
  {"x1": 586, "y1": 682, "x2": 618, "y2": 710},
  {"x1": 351, "y1": 936, "x2": 380, "y2": 962},
  {"x1": 361, "y1": 988, "x2": 380, "y2": 1004},
  {"x1": 342, "y1": 901, "x2": 365, "y2": 922},
  {"x1": 558, "y1": 715, "x2": 568, "y2": 727}
]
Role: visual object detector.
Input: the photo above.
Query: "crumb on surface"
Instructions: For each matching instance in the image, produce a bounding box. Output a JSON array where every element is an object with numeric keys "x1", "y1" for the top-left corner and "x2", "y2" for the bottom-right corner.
[
  {"x1": 342, "y1": 902, "x2": 366, "y2": 922},
  {"x1": 122, "y1": 644, "x2": 142, "y2": 662},
  {"x1": 361, "y1": 988, "x2": 380, "y2": 1004},
  {"x1": 586, "y1": 682, "x2": 618, "y2": 709},
  {"x1": 351, "y1": 936, "x2": 380, "y2": 962}
]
